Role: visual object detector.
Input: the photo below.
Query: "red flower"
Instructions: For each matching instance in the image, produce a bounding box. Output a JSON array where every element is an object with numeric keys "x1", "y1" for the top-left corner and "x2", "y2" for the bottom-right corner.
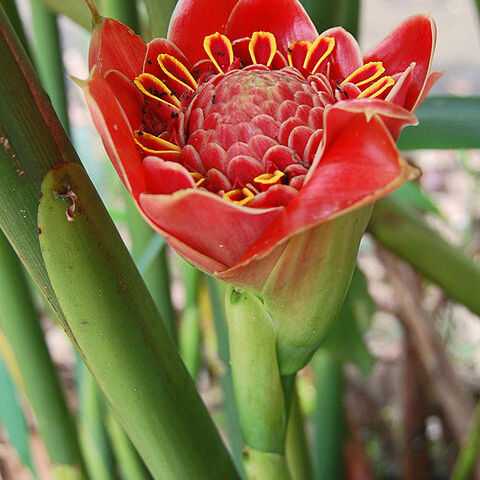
[{"x1": 82, "y1": 0, "x2": 438, "y2": 371}]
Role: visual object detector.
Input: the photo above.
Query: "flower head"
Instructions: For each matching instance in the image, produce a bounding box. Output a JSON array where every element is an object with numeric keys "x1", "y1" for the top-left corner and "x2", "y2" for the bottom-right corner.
[{"x1": 82, "y1": 0, "x2": 439, "y2": 371}]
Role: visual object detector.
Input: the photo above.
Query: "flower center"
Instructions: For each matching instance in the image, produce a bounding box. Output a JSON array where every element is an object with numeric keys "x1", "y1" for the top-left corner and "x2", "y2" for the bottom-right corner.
[{"x1": 131, "y1": 31, "x2": 396, "y2": 208}]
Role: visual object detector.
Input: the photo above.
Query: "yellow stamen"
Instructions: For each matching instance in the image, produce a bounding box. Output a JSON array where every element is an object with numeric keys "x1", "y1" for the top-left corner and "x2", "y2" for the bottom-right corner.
[
  {"x1": 342, "y1": 61, "x2": 385, "y2": 87},
  {"x1": 223, "y1": 188, "x2": 254, "y2": 206},
  {"x1": 203, "y1": 32, "x2": 234, "y2": 74},
  {"x1": 190, "y1": 172, "x2": 205, "y2": 187},
  {"x1": 134, "y1": 73, "x2": 180, "y2": 108},
  {"x1": 358, "y1": 76, "x2": 395, "y2": 98},
  {"x1": 254, "y1": 170, "x2": 284, "y2": 185},
  {"x1": 133, "y1": 130, "x2": 181, "y2": 154},
  {"x1": 158, "y1": 54, "x2": 198, "y2": 91},
  {"x1": 303, "y1": 36, "x2": 335, "y2": 74},
  {"x1": 249, "y1": 31, "x2": 277, "y2": 67},
  {"x1": 287, "y1": 41, "x2": 311, "y2": 68}
]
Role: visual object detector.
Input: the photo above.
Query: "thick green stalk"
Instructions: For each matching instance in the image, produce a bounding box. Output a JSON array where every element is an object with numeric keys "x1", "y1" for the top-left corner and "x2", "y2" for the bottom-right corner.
[
  {"x1": 286, "y1": 388, "x2": 314, "y2": 480},
  {"x1": 370, "y1": 197, "x2": 480, "y2": 316},
  {"x1": 313, "y1": 350, "x2": 346, "y2": 480},
  {"x1": 450, "y1": 401, "x2": 480, "y2": 480},
  {"x1": 77, "y1": 362, "x2": 116, "y2": 480},
  {"x1": 0, "y1": 0, "x2": 31, "y2": 57},
  {"x1": 0, "y1": 5, "x2": 80, "y2": 328},
  {"x1": 30, "y1": 0, "x2": 69, "y2": 132},
  {"x1": 125, "y1": 196, "x2": 177, "y2": 341},
  {"x1": 0, "y1": 231, "x2": 84, "y2": 478},
  {"x1": 142, "y1": 0, "x2": 177, "y2": 37},
  {"x1": 38, "y1": 162, "x2": 239, "y2": 480},
  {"x1": 105, "y1": 409, "x2": 152, "y2": 480},
  {"x1": 206, "y1": 277, "x2": 245, "y2": 475}
]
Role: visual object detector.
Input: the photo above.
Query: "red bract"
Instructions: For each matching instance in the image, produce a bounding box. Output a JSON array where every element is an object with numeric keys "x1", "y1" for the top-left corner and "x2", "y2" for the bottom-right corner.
[{"x1": 82, "y1": 0, "x2": 438, "y2": 292}]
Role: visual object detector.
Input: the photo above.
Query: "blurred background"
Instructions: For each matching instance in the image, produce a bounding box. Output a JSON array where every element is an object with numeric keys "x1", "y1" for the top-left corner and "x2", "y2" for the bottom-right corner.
[{"x1": 0, "y1": 0, "x2": 479, "y2": 479}]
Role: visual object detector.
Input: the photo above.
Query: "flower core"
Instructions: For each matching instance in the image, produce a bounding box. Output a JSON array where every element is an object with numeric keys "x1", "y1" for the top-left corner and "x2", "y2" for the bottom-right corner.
[{"x1": 132, "y1": 31, "x2": 396, "y2": 208}]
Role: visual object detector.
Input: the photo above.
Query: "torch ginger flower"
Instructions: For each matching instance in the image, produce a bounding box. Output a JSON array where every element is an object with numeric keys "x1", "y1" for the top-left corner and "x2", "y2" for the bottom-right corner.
[{"x1": 82, "y1": 0, "x2": 439, "y2": 371}]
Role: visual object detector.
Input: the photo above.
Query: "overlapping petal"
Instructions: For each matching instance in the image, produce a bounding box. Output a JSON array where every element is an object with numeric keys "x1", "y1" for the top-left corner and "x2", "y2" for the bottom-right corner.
[{"x1": 363, "y1": 14, "x2": 437, "y2": 110}]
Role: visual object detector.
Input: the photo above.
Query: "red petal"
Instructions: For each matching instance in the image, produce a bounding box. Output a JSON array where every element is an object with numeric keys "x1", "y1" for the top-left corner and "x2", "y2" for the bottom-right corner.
[
  {"x1": 138, "y1": 189, "x2": 282, "y2": 270},
  {"x1": 89, "y1": 18, "x2": 146, "y2": 79},
  {"x1": 168, "y1": 0, "x2": 239, "y2": 65},
  {"x1": 226, "y1": 0, "x2": 318, "y2": 56},
  {"x1": 222, "y1": 103, "x2": 418, "y2": 283},
  {"x1": 143, "y1": 157, "x2": 195, "y2": 194},
  {"x1": 143, "y1": 38, "x2": 191, "y2": 78},
  {"x1": 104, "y1": 70, "x2": 144, "y2": 129},
  {"x1": 250, "y1": 185, "x2": 298, "y2": 208},
  {"x1": 81, "y1": 68, "x2": 146, "y2": 196},
  {"x1": 320, "y1": 27, "x2": 362, "y2": 81},
  {"x1": 323, "y1": 98, "x2": 417, "y2": 142},
  {"x1": 363, "y1": 15, "x2": 436, "y2": 111}
]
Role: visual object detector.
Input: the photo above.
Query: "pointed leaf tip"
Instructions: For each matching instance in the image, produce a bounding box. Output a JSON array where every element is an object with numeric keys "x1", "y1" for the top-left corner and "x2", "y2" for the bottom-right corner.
[{"x1": 84, "y1": 0, "x2": 102, "y2": 25}]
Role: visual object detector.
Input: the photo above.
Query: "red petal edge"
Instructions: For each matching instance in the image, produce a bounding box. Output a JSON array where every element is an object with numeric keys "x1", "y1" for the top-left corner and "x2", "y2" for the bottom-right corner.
[{"x1": 89, "y1": 18, "x2": 146, "y2": 79}]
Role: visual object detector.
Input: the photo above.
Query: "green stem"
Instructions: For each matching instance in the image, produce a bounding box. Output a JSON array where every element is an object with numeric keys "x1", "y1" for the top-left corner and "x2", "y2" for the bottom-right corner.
[
  {"x1": 39, "y1": 162, "x2": 240, "y2": 480},
  {"x1": 369, "y1": 197, "x2": 480, "y2": 316},
  {"x1": 206, "y1": 277, "x2": 245, "y2": 476},
  {"x1": 450, "y1": 401, "x2": 480, "y2": 480},
  {"x1": 31, "y1": 0, "x2": 91, "y2": 29},
  {"x1": 30, "y1": 0, "x2": 69, "y2": 132},
  {"x1": 286, "y1": 387, "x2": 314, "y2": 480},
  {"x1": 0, "y1": 231, "x2": 85, "y2": 478},
  {"x1": 313, "y1": 350, "x2": 346, "y2": 480}
]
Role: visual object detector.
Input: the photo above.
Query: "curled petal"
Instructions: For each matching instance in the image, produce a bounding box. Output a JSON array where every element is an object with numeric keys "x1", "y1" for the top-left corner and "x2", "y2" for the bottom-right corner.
[
  {"x1": 363, "y1": 14, "x2": 437, "y2": 110},
  {"x1": 89, "y1": 18, "x2": 146, "y2": 78},
  {"x1": 138, "y1": 189, "x2": 282, "y2": 271},
  {"x1": 219, "y1": 103, "x2": 418, "y2": 287},
  {"x1": 144, "y1": 38, "x2": 191, "y2": 77},
  {"x1": 80, "y1": 67, "x2": 145, "y2": 197},
  {"x1": 319, "y1": 27, "x2": 362, "y2": 81},
  {"x1": 226, "y1": 0, "x2": 318, "y2": 56},
  {"x1": 143, "y1": 157, "x2": 195, "y2": 194},
  {"x1": 168, "y1": 0, "x2": 239, "y2": 64}
]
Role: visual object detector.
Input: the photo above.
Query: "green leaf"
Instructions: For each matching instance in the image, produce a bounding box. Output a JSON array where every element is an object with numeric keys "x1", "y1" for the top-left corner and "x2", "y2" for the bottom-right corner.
[
  {"x1": 323, "y1": 267, "x2": 375, "y2": 376},
  {"x1": 370, "y1": 197, "x2": 480, "y2": 317},
  {"x1": 398, "y1": 96, "x2": 480, "y2": 150},
  {"x1": 38, "y1": 162, "x2": 239, "y2": 480}
]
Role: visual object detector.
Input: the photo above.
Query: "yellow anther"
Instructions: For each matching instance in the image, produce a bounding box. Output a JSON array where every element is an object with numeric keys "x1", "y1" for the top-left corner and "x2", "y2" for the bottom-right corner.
[
  {"x1": 254, "y1": 170, "x2": 284, "y2": 185},
  {"x1": 249, "y1": 31, "x2": 277, "y2": 67},
  {"x1": 190, "y1": 172, "x2": 205, "y2": 187},
  {"x1": 358, "y1": 76, "x2": 395, "y2": 98},
  {"x1": 303, "y1": 36, "x2": 335, "y2": 74},
  {"x1": 223, "y1": 188, "x2": 255, "y2": 206},
  {"x1": 342, "y1": 61, "x2": 385, "y2": 87},
  {"x1": 134, "y1": 73, "x2": 180, "y2": 108},
  {"x1": 133, "y1": 130, "x2": 181, "y2": 154},
  {"x1": 158, "y1": 54, "x2": 198, "y2": 91},
  {"x1": 203, "y1": 32, "x2": 234, "y2": 73}
]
